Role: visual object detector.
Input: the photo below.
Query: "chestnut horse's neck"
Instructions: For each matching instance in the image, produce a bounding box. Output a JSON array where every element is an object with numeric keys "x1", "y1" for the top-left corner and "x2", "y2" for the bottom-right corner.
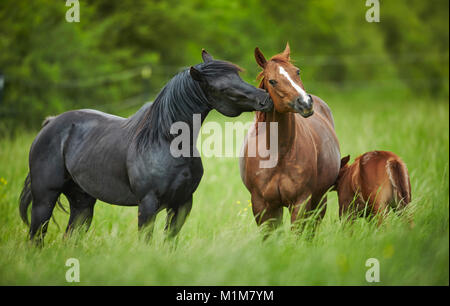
[{"x1": 256, "y1": 81, "x2": 298, "y2": 151}]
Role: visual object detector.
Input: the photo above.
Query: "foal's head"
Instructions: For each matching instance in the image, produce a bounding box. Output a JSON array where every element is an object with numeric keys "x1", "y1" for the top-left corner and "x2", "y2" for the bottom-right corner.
[
  {"x1": 333, "y1": 155, "x2": 351, "y2": 191},
  {"x1": 189, "y1": 50, "x2": 273, "y2": 117},
  {"x1": 255, "y1": 43, "x2": 314, "y2": 117}
]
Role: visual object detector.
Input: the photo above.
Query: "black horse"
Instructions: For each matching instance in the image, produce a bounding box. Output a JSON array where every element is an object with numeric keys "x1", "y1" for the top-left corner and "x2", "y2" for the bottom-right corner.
[{"x1": 19, "y1": 50, "x2": 273, "y2": 245}]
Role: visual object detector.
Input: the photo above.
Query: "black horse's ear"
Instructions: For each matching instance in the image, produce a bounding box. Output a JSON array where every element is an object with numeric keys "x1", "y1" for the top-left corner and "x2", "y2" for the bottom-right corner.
[
  {"x1": 255, "y1": 47, "x2": 267, "y2": 68},
  {"x1": 190, "y1": 66, "x2": 204, "y2": 82},
  {"x1": 202, "y1": 49, "x2": 213, "y2": 63},
  {"x1": 340, "y1": 155, "x2": 350, "y2": 168}
]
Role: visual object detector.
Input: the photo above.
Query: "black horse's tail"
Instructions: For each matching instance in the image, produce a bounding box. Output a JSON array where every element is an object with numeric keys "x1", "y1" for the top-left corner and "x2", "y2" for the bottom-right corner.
[{"x1": 19, "y1": 173, "x2": 32, "y2": 225}]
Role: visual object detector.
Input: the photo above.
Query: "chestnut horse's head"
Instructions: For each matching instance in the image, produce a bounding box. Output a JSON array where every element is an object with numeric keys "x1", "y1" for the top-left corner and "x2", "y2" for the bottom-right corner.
[{"x1": 255, "y1": 43, "x2": 314, "y2": 118}]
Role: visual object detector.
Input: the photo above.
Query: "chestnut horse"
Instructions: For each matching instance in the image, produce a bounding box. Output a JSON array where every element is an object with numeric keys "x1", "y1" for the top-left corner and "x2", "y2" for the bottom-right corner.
[
  {"x1": 334, "y1": 151, "x2": 411, "y2": 221},
  {"x1": 240, "y1": 44, "x2": 340, "y2": 230}
]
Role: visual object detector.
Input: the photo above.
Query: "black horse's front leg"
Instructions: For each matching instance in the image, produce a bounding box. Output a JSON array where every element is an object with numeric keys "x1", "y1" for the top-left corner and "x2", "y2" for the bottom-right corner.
[
  {"x1": 138, "y1": 192, "x2": 160, "y2": 242},
  {"x1": 164, "y1": 196, "x2": 193, "y2": 239}
]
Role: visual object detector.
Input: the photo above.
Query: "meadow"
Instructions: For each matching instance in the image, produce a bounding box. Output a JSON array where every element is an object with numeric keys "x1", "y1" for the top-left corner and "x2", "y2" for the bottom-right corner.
[{"x1": 0, "y1": 86, "x2": 448, "y2": 285}]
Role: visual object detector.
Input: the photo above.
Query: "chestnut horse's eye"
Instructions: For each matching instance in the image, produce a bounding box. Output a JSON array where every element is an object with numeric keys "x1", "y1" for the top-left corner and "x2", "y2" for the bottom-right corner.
[
  {"x1": 296, "y1": 69, "x2": 300, "y2": 75},
  {"x1": 269, "y1": 79, "x2": 277, "y2": 86}
]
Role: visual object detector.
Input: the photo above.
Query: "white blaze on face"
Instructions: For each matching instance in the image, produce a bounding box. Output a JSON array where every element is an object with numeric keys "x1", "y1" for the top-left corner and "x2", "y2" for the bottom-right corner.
[{"x1": 278, "y1": 66, "x2": 309, "y2": 102}]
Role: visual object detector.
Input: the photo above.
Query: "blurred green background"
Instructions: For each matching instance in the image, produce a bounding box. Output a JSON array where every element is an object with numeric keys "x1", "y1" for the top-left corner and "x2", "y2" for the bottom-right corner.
[
  {"x1": 0, "y1": 0, "x2": 448, "y2": 285},
  {"x1": 0, "y1": 0, "x2": 448, "y2": 135}
]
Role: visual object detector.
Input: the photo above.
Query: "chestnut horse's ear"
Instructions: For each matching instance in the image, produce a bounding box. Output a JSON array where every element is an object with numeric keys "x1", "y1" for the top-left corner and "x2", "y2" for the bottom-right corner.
[
  {"x1": 282, "y1": 42, "x2": 290, "y2": 60},
  {"x1": 254, "y1": 47, "x2": 267, "y2": 68},
  {"x1": 190, "y1": 66, "x2": 204, "y2": 82},
  {"x1": 201, "y1": 49, "x2": 213, "y2": 63},
  {"x1": 340, "y1": 155, "x2": 350, "y2": 168}
]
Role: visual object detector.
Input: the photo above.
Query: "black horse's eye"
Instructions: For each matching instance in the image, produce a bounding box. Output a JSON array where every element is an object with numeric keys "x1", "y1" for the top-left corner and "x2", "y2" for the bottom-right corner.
[{"x1": 269, "y1": 79, "x2": 277, "y2": 86}]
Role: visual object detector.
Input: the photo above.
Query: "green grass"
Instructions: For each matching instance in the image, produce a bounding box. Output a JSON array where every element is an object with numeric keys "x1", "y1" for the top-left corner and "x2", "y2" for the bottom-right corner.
[{"x1": 0, "y1": 88, "x2": 448, "y2": 285}]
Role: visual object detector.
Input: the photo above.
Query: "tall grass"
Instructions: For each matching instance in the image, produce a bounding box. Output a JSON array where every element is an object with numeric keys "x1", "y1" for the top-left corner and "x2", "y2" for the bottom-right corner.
[{"x1": 0, "y1": 88, "x2": 448, "y2": 285}]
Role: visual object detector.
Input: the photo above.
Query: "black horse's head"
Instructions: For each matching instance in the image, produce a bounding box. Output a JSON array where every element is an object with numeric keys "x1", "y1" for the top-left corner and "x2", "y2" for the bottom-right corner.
[{"x1": 189, "y1": 50, "x2": 273, "y2": 117}]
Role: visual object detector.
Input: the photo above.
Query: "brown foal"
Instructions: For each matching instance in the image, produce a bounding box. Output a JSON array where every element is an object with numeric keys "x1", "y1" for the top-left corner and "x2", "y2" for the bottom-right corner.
[
  {"x1": 240, "y1": 43, "x2": 341, "y2": 230},
  {"x1": 334, "y1": 151, "x2": 411, "y2": 221}
]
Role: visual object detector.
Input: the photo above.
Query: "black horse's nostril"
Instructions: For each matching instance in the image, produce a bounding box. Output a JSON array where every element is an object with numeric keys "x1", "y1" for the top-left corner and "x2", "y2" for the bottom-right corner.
[{"x1": 259, "y1": 96, "x2": 268, "y2": 106}]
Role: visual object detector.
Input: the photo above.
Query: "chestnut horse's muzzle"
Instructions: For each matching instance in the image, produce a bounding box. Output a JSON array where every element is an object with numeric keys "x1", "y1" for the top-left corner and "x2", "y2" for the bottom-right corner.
[{"x1": 292, "y1": 94, "x2": 314, "y2": 118}]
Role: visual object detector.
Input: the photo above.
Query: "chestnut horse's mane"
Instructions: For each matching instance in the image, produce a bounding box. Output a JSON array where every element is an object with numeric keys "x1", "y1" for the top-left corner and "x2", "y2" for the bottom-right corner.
[{"x1": 255, "y1": 54, "x2": 292, "y2": 124}]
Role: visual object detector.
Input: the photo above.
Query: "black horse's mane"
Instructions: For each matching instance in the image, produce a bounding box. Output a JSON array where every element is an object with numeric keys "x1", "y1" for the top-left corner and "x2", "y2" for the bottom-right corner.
[{"x1": 124, "y1": 60, "x2": 242, "y2": 151}]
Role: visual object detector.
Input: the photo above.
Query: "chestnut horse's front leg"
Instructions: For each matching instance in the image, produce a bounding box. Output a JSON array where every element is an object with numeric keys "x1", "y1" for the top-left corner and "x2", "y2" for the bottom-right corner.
[
  {"x1": 289, "y1": 194, "x2": 313, "y2": 225},
  {"x1": 251, "y1": 193, "x2": 283, "y2": 233},
  {"x1": 290, "y1": 194, "x2": 326, "y2": 237}
]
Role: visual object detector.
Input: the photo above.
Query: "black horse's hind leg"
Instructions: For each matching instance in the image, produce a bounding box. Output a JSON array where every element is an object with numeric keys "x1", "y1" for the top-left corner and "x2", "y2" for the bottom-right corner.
[
  {"x1": 164, "y1": 196, "x2": 193, "y2": 239},
  {"x1": 29, "y1": 190, "x2": 60, "y2": 246},
  {"x1": 138, "y1": 191, "x2": 160, "y2": 242},
  {"x1": 63, "y1": 181, "x2": 96, "y2": 235}
]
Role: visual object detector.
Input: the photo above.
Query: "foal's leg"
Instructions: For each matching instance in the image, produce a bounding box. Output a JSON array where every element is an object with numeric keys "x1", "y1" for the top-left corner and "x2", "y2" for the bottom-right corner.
[
  {"x1": 164, "y1": 196, "x2": 193, "y2": 239},
  {"x1": 338, "y1": 194, "x2": 363, "y2": 224},
  {"x1": 372, "y1": 200, "x2": 390, "y2": 226},
  {"x1": 64, "y1": 182, "x2": 96, "y2": 236},
  {"x1": 138, "y1": 191, "x2": 160, "y2": 242},
  {"x1": 392, "y1": 201, "x2": 415, "y2": 228}
]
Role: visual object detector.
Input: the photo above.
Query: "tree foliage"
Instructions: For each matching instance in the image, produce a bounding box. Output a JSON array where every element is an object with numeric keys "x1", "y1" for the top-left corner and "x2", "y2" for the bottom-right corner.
[{"x1": 0, "y1": 0, "x2": 448, "y2": 132}]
